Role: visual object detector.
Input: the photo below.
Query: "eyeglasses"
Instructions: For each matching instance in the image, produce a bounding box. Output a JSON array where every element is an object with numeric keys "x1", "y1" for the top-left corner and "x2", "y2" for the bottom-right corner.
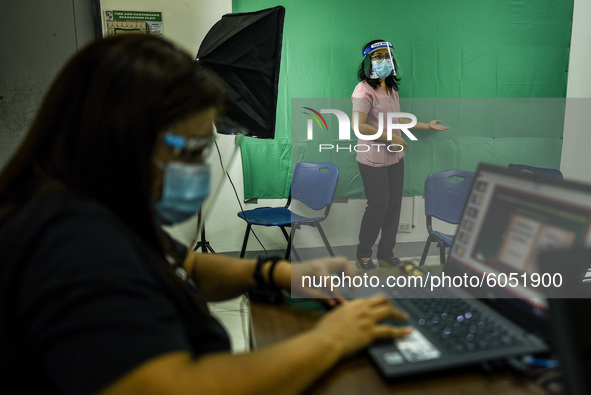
[
  {"x1": 370, "y1": 54, "x2": 393, "y2": 62},
  {"x1": 163, "y1": 132, "x2": 215, "y2": 161}
]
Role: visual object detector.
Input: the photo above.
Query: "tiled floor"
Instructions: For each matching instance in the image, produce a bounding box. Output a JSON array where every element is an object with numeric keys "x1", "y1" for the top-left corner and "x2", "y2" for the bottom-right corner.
[{"x1": 208, "y1": 255, "x2": 442, "y2": 353}]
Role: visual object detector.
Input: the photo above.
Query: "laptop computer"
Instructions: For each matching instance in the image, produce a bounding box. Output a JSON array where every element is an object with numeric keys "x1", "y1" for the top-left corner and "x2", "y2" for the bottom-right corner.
[{"x1": 365, "y1": 163, "x2": 591, "y2": 380}]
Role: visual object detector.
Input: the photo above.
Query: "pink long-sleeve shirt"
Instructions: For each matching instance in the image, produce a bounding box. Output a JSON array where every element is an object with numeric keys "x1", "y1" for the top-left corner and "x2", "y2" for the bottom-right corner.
[{"x1": 352, "y1": 81, "x2": 405, "y2": 167}]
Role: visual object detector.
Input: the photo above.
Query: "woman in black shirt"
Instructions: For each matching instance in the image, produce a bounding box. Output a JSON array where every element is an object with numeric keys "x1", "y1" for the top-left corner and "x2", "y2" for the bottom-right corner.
[{"x1": 0, "y1": 34, "x2": 411, "y2": 395}]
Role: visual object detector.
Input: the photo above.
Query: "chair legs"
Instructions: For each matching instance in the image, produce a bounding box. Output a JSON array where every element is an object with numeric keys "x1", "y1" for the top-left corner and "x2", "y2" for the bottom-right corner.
[
  {"x1": 288, "y1": 226, "x2": 300, "y2": 261},
  {"x1": 315, "y1": 223, "x2": 335, "y2": 257},
  {"x1": 419, "y1": 234, "x2": 448, "y2": 267},
  {"x1": 240, "y1": 222, "x2": 334, "y2": 262},
  {"x1": 290, "y1": 223, "x2": 335, "y2": 262},
  {"x1": 438, "y1": 241, "x2": 446, "y2": 266},
  {"x1": 239, "y1": 224, "x2": 252, "y2": 258},
  {"x1": 419, "y1": 234, "x2": 434, "y2": 266},
  {"x1": 239, "y1": 223, "x2": 296, "y2": 260}
]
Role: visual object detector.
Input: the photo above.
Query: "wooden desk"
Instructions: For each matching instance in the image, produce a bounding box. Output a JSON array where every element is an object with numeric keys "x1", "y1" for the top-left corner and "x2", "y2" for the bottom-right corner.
[{"x1": 249, "y1": 299, "x2": 551, "y2": 394}]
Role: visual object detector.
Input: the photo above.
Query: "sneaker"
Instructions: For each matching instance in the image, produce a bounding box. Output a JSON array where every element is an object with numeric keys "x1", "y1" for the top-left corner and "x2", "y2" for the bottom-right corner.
[
  {"x1": 378, "y1": 256, "x2": 402, "y2": 268},
  {"x1": 356, "y1": 257, "x2": 376, "y2": 270}
]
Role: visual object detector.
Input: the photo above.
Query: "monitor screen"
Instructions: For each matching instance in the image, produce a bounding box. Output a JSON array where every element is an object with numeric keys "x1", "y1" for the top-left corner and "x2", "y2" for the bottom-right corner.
[{"x1": 447, "y1": 164, "x2": 591, "y2": 312}]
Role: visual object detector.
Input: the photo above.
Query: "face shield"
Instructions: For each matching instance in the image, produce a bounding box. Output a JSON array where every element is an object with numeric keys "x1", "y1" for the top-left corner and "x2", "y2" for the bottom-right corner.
[
  {"x1": 362, "y1": 41, "x2": 396, "y2": 79},
  {"x1": 154, "y1": 118, "x2": 241, "y2": 235}
]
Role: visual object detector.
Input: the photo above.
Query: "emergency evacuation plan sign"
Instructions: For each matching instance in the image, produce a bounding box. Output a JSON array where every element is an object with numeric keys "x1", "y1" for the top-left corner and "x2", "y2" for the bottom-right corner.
[{"x1": 104, "y1": 10, "x2": 163, "y2": 37}]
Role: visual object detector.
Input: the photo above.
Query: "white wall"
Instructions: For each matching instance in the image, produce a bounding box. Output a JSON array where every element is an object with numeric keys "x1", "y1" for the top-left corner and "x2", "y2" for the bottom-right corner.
[{"x1": 560, "y1": 0, "x2": 591, "y2": 183}]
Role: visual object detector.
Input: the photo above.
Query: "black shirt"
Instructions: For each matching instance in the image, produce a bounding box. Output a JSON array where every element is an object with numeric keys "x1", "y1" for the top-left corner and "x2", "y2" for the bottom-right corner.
[{"x1": 0, "y1": 191, "x2": 231, "y2": 394}]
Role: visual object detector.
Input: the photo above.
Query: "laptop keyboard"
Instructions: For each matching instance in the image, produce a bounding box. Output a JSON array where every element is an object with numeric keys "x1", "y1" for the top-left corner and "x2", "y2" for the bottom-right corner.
[{"x1": 403, "y1": 298, "x2": 525, "y2": 355}]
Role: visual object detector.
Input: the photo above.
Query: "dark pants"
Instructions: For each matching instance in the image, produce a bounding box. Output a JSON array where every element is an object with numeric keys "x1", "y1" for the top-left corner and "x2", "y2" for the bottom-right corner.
[{"x1": 356, "y1": 159, "x2": 404, "y2": 259}]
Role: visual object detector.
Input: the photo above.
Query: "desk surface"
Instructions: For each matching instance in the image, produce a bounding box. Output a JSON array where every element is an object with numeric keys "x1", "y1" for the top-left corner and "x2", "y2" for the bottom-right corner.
[{"x1": 249, "y1": 299, "x2": 551, "y2": 395}]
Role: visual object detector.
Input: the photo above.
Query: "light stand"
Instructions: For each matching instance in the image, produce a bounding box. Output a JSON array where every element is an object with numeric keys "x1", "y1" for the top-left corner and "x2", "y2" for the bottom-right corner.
[
  {"x1": 193, "y1": 210, "x2": 215, "y2": 253},
  {"x1": 191, "y1": 6, "x2": 284, "y2": 256}
]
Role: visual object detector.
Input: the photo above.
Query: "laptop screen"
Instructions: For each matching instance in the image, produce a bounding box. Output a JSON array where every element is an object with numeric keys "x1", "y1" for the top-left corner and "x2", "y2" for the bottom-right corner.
[{"x1": 447, "y1": 164, "x2": 591, "y2": 314}]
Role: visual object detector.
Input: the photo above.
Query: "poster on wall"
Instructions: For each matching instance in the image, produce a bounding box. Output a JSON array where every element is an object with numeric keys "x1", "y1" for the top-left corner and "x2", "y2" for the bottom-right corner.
[{"x1": 103, "y1": 10, "x2": 163, "y2": 37}]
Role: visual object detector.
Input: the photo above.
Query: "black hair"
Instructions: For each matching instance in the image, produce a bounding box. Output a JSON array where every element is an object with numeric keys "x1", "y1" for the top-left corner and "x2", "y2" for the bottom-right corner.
[{"x1": 357, "y1": 39, "x2": 401, "y2": 91}]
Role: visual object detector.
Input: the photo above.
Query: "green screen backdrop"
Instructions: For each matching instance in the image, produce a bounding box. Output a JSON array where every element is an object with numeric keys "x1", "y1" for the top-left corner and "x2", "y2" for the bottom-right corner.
[{"x1": 233, "y1": 0, "x2": 573, "y2": 199}]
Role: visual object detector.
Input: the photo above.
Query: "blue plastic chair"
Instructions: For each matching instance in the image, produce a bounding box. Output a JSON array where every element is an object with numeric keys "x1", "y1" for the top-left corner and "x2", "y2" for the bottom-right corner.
[
  {"x1": 419, "y1": 169, "x2": 475, "y2": 266},
  {"x1": 238, "y1": 162, "x2": 339, "y2": 261},
  {"x1": 507, "y1": 163, "x2": 563, "y2": 179}
]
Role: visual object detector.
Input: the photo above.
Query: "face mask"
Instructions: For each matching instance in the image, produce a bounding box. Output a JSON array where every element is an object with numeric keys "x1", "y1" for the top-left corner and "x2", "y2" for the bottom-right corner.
[
  {"x1": 370, "y1": 59, "x2": 395, "y2": 79},
  {"x1": 155, "y1": 161, "x2": 211, "y2": 225}
]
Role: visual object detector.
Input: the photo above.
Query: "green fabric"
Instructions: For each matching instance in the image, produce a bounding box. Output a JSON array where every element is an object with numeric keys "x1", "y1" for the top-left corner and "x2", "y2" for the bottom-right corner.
[
  {"x1": 233, "y1": 0, "x2": 573, "y2": 199},
  {"x1": 238, "y1": 135, "x2": 291, "y2": 199}
]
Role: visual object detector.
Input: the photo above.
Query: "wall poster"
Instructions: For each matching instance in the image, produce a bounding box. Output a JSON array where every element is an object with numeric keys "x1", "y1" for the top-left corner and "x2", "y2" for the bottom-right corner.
[{"x1": 103, "y1": 10, "x2": 163, "y2": 37}]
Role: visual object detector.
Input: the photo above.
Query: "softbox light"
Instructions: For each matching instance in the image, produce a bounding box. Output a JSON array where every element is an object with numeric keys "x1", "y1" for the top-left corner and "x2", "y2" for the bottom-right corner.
[{"x1": 196, "y1": 6, "x2": 285, "y2": 139}]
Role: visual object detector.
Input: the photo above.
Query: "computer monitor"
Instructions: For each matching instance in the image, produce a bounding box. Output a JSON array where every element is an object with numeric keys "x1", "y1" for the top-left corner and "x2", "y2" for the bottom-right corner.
[{"x1": 445, "y1": 164, "x2": 591, "y2": 331}]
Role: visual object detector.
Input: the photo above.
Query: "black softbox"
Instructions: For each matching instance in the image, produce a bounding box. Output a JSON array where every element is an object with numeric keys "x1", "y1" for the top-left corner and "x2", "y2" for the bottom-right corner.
[{"x1": 196, "y1": 6, "x2": 285, "y2": 139}]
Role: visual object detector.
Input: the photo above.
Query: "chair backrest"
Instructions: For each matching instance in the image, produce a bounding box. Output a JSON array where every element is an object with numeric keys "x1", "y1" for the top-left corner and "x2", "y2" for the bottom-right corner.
[
  {"x1": 424, "y1": 169, "x2": 475, "y2": 224},
  {"x1": 508, "y1": 163, "x2": 563, "y2": 179},
  {"x1": 290, "y1": 162, "x2": 339, "y2": 210}
]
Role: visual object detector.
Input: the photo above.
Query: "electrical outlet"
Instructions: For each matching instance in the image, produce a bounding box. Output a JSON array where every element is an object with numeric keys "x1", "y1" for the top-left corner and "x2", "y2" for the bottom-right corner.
[{"x1": 398, "y1": 222, "x2": 412, "y2": 233}]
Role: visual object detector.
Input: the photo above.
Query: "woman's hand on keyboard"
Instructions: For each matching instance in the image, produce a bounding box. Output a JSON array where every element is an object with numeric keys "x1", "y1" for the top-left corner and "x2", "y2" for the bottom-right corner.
[{"x1": 311, "y1": 298, "x2": 413, "y2": 358}]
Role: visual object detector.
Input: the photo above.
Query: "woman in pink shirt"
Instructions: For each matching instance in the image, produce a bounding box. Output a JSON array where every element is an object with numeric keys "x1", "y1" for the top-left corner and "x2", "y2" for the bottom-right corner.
[{"x1": 352, "y1": 39, "x2": 448, "y2": 270}]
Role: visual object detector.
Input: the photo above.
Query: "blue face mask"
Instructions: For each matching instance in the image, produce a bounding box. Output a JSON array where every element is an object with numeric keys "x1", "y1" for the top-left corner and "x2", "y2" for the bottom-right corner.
[
  {"x1": 370, "y1": 59, "x2": 395, "y2": 79},
  {"x1": 155, "y1": 161, "x2": 211, "y2": 225}
]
